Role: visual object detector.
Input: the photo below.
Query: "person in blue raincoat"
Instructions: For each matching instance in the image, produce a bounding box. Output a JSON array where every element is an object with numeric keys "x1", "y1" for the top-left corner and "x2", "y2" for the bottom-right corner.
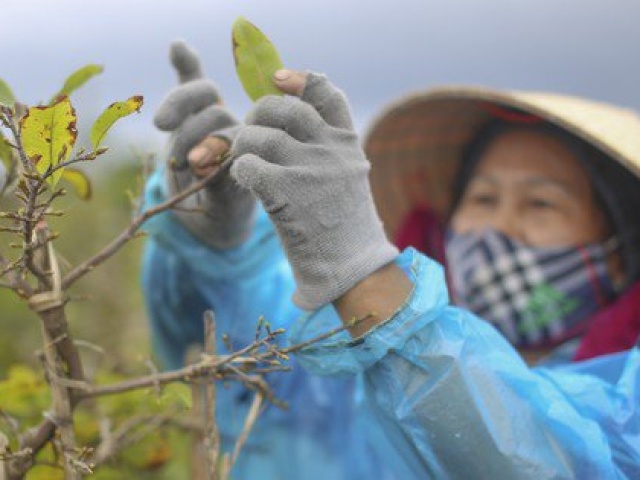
[
  {"x1": 142, "y1": 41, "x2": 640, "y2": 478},
  {"x1": 142, "y1": 42, "x2": 390, "y2": 479}
]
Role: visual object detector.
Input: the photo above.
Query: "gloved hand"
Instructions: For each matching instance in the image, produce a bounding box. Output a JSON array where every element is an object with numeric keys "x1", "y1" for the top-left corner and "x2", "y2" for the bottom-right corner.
[
  {"x1": 154, "y1": 40, "x2": 255, "y2": 250},
  {"x1": 230, "y1": 72, "x2": 399, "y2": 310}
]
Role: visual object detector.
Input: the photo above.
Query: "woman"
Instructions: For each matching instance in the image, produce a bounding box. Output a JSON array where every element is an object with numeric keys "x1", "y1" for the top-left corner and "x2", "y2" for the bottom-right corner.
[{"x1": 365, "y1": 88, "x2": 640, "y2": 363}]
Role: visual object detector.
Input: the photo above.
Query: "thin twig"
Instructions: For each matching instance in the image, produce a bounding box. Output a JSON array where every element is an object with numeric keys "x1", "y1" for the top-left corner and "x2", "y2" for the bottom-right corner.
[
  {"x1": 1, "y1": 106, "x2": 35, "y2": 176},
  {"x1": 230, "y1": 392, "x2": 263, "y2": 468},
  {"x1": 77, "y1": 314, "x2": 361, "y2": 400},
  {"x1": 224, "y1": 365, "x2": 286, "y2": 409},
  {"x1": 203, "y1": 311, "x2": 220, "y2": 480},
  {"x1": 62, "y1": 168, "x2": 220, "y2": 289},
  {"x1": 91, "y1": 412, "x2": 175, "y2": 466},
  {"x1": 76, "y1": 357, "x2": 266, "y2": 399},
  {"x1": 0, "y1": 244, "x2": 34, "y2": 297},
  {"x1": 45, "y1": 149, "x2": 105, "y2": 176},
  {"x1": 281, "y1": 313, "x2": 373, "y2": 354}
]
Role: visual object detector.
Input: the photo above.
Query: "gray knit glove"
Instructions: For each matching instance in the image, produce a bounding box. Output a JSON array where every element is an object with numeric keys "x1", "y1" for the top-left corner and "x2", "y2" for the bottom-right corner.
[
  {"x1": 230, "y1": 73, "x2": 399, "y2": 310},
  {"x1": 154, "y1": 40, "x2": 255, "y2": 250}
]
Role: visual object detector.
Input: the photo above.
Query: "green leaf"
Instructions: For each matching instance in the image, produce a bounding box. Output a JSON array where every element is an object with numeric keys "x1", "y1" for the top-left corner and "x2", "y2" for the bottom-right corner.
[
  {"x1": 0, "y1": 77, "x2": 15, "y2": 106},
  {"x1": 20, "y1": 96, "x2": 77, "y2": 187},
  {"x1": 91, "y1": 95, "x2": 143, "y2": 149},
  {"x1": 232, "y1": 16, "x2": 284, "y2": 102},
  {"x1": 51, "y1": 64, "x2": 104, "y2": 103},
  {"x1": 61, "y1": 167, "x2": 92, "y2": 200}
]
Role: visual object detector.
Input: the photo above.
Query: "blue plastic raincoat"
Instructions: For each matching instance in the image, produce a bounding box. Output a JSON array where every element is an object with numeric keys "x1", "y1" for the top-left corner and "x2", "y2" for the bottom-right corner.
[{"x1": 142, "y1": 170, "x2": 640, "y2": 479}]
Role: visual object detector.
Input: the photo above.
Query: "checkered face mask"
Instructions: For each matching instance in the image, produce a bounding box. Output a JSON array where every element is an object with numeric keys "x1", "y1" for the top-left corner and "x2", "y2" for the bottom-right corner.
[{"x1": 445, "y1": 229, "x2": 619, "y2": 348}]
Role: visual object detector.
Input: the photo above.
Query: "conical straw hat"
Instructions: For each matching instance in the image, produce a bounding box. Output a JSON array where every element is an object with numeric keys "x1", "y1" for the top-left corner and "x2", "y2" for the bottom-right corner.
[{"x1": 364, "y1": 86, "x2": 640, "y2": 241}]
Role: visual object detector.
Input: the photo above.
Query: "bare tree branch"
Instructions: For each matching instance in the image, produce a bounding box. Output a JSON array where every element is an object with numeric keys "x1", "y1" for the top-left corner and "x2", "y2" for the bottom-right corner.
[
  {"x1": 91, "y1": 412, "x2": 175, "y2": 467},
  {"x1": 62, "y1": 168, "x2": 220, "y2": 289},
  {"x1": 0, "y1": 251, "x2": 33, "y2": 297},
  {"x1": 203, "y1": 311, "x2": 220, "y2": 480},
  {"x1": 32, "y1": 225, "x2": 81, "y2": 480},
  {"x1": 230, "y1": 392, "x2": 263, "y2": 468}
]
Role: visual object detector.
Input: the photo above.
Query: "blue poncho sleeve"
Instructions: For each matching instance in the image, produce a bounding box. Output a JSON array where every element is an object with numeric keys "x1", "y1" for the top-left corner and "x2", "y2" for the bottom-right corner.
[{"x1": 290, "y1": 247, "x2": 640, "y2": 479}]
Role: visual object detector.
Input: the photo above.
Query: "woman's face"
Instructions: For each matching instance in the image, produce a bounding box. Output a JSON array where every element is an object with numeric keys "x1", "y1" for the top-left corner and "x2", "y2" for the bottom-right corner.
[{"x1": 450, "y1": 129, "x2": 612, "y2": 247}]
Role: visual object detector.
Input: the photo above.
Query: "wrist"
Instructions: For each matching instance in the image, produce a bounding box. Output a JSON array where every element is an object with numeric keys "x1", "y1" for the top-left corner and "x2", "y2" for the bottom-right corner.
[
  {"x1": 333, "y1": 260, "x2": 411, "y2": 338},
  {"x1": 290, "y1": 214, "x2": 399, "y2": 310}
]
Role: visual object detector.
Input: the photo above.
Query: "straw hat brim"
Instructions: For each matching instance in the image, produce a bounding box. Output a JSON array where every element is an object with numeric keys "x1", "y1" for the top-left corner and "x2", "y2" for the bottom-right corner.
[{"x1": 364, "y1": 86, "x2": 640, "y2": 240}]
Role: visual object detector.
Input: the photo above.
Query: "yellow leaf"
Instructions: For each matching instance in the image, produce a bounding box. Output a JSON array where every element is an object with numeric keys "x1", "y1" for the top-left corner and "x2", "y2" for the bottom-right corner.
[
  {"x1": 232, "y1": 17, "x2": 284, "y2": 101},
  {"x1": 61, "y1": 167, "x2": 92, "y2": 200},
  {"x1": 91, "y1": 96, "x2": 143, "y2": 149},
  {"x1": 19, "y1": 97, "x2": 77, "y2": 188}
]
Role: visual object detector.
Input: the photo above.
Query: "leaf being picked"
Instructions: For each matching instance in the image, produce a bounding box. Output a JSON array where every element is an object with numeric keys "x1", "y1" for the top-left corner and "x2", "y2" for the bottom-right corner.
[
  {"x1": 0, "y1": 77, "x2": 15, "y2": 106},
  {"x1": 91, "y1": 95, "x2": 143, "y2": 149},
  {"x1": 51, "y1": 64, "x2": 104, "y2": 103},
  {"x1": 20, "y1": 96, "x2": 77, "y2": 187},
  {"x1": 232, "y1": 16, "x2": 284, "y2": 102},
  {"x1": 61, "y1": 167, "x2": 92, "y2": 200}
]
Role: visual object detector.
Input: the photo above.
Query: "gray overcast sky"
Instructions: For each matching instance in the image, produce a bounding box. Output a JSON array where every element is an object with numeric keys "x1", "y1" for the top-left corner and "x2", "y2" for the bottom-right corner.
[{"x1": 2, "y1": 0, "x2": 640, "y2": 152}]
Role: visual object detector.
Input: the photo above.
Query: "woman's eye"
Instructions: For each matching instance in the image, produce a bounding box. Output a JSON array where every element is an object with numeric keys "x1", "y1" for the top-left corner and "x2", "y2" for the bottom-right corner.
[
  {"x1": 528, "y1": 198, "x2": 556, "y2": 210},
  {"x1": 469, "y1": 194, "x2": 497, "y2": 206}
]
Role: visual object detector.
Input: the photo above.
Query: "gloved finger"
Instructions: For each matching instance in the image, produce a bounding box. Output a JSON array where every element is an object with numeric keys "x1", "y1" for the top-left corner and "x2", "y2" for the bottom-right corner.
[
  {"x1": 188, "y1": 136, "x2": 230, "y2": 178},
  {"x1": 245, "y1": 95, "x2": 326, "y2": 145},
  {"x1": 273, "y1": 70, "x2": 354, "y2": 131},
  {"x1": 230, "y1": 152, "x2": 285, "y2": 200},
  {"x1": 154, "y1": 79, "x2": 222, "y2": 131},
  {"x1": 170, "y1": 40, "x2": 204, "y2": 84},
  {"x1": 232, "y1": 124, "x2": 301, "y2": 167},
  {"x1": 171, "y1": 105, "x2": 236, "y2": 167}
]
